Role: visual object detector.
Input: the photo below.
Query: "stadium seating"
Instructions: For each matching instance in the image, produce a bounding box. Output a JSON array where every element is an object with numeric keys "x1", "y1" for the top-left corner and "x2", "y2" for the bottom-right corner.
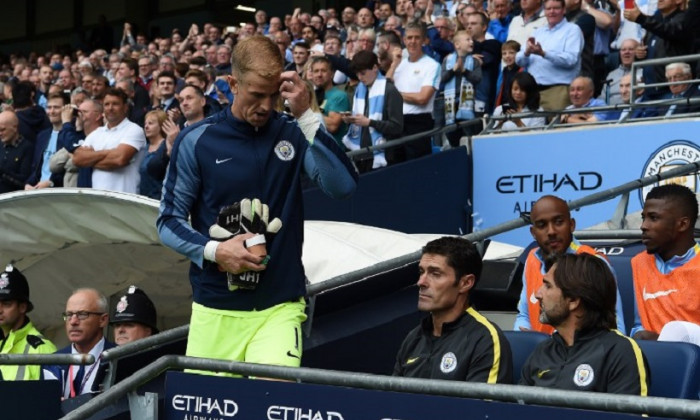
[
  {"x1": 636, "y1": 339, "x2": 700, "y2": 399},
  {"x1": 503, "y1": 330, "x2": 549, "y2": 384}
]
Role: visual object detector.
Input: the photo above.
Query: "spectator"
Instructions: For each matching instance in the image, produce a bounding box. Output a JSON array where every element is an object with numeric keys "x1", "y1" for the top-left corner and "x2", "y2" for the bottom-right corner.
[
  {"x1": 115, "y1": 78, "x2": 147, "y2": 127},
  {"x1": 215, "y1": 45, "x2": 232, "y2": 76},
  {"x1": 508, "y1": 0, "x2": 546, "y2": 47},
  {"x1": 624, "y1": 0, "x2": 693, "y2": 99},
  {"x1": 117, "y1": 58, "x2": 150, "y2": 115},
  {"x1": 560, "y1": 76, "x2": 608, "y2": 123},
  {"x1": 393, "y1": 237, "x2": 513, "y2": 383},
  {"x1": 430, "y1": 17, "x2": 456, "y2": 62},
  {"x1": 0, "y1": 111, "x2": 33, "y2": 193},
  {"x1": 138, "y1": 110, "x2": 170, "y2": 200},
  {"x1": 184, "y1": 70, "x2": 223, "y2": 116},
  {"x1": 388, "y1": 21, "x2": 440, "y2": 164},
  {"x1": 514, "y1": 195, "x2": 625, "y2": 333},
  {"x1": 564, "y1": 0, "x2": 596, "y2": 80},
  {"x1": 137, "y1": 55, "x2": 156, "y2": 91},
  {"x1": 111, "y1": 286, "x2": 159, "y2": 345},
  {"x1": 357, "y1": 8, "x2": 375, "y2": 29},
  {"x1": 441, "y1": 30, "x2": 482, "y2": 147},
  {"x1": 488, "y1": 0, "x2": 514, "y2": 42},
  {"x1": 632, "y1": 184, "x2": 700, "y2": 344},
  {"x1": 152, "y1": 71, "x2": 180, "y2": 112},
  {"x1": 37, "y1": 65, "x2": 54, "y2": 108},
  {"x1": 285, "y1": 42, "x2": 311, "y2": 78},
  {"x1": 495, "y1": 40, "x2": 523, "y2": 107},
  {"x1": 42, "y1": 288, "x2": 115, "y2": 399},
  {"x1": 521, "y1": 253, "x2": 649, "y2": 395},
  {"x1": 492, "y1": 72, "x2": 546, "y2": 131},
  {"x1": 311, "y1": 56, "x2": 350, "y2": 146},
  {"x1": 91, "y1": 75, "x2": 109, "y2": 101},
  {"x1": 599, "y1": 39, "x2": 639, "y2": 105},
  {"x1": 657, "y1": 62, "x2": 700, "y2": 117},
  {"x1": 0, "y1": 264, "x2": 56, "y2": 381},
  {"x1": 584, "y1": 0, "x2": 618, "y2": 97},
  {"x1": 467, "y1": 11, "x2": 501, "y2": 115},
  {"x1": 255, "y1": 10, "x2": 269, "y2": 34},
  {"x1": 12, "y1": 81, "x2": 51, "y2": 146},
  {"x1": 51, "y1": 98, "x2": 103, "y2": 188},
  {"x1": 516, "y1": 0, "x2": 584, "y2": 110},
  {"x1": 72, "y1": 88, "x2": 147, "y2": 194},
  {"x1": 342, "y1": 51, "x2": 403, "y2": 173},
  {"x1": 25, "y1": 93, "x2": 66, "y2": 189}
]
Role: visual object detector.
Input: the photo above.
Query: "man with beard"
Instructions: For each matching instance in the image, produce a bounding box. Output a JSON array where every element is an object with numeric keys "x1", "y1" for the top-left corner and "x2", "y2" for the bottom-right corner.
[
  {"x1": 631, "y1": 185, "x2": 700, "y2": 343},
  {"x1": 520, "y1": 253, "x2": 649, "y2": 394},
  {"x1": 514, "y1": 195, "x2": 625, "y2": 333}
]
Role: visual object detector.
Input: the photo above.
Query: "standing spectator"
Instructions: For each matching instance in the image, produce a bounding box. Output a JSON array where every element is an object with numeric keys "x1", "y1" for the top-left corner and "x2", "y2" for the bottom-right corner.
[
  {"x1": 311, "y1": 56, "x2": 350, "y2": 146},
  {"x1": 0, "y1": 111, "x2": 33, "y2": 193},
  {"x1": 564, "y1": 0, "x2": 596, "y2": 80},
  {"x1": 624, "y1": 0, "x2": 693, "y2": 99},
  {"x1": 91, "y1": 75, "x2": 109, "y2": 101},
  {"x1": 488, "y1": 0, "x2": 515, "y2": 42},
  {"x1": 342, "y1": 51, "x2": 403, "y2": 172},
  {"x1": 387, "y1": 21, "x2": 440, "y2": 164},
  {"x1": 285, "y1": 42, "x2": 311, "y2": 77},
  {"x1": 139, "y1": 110, "x2": 169, "y2": 200},
  {"x1": 72, "y1": 88, "x2": 146, "y2": 194},
  {"x1": 585, "y1": 0, "x2": 618, "y2": 97},
  {"x1": 516, "y1": 0, "x2": 584, "y2": 110},
  {"x1": 137, "y1": 55, "x2": 156, "y2": 92},
  {"x1": 255, "y1": 10, "x2": 269, "y2": 34},
  {"x1": 215, "y1": 45, "x2": 232, "y2": 76},
  {"x1": 42, "y1": 288, "x2": 115, "y2": 399},
  {"x1": 467, "y1": 12, "x2": 501, "y2": 115},
  {"x1": 152, "y1": 72, "x2": 180, "y2": 113},
  {"x1": 0, "y1": 264, "x2": 56, "y2": 381},
  {"x1": 599, "y1": 39, "x2": 639, "y2": 105},
  {"x1": 441, "y1": 31, "x2": 482, "y2": 146},
  {"x1": 25, "y1": 93, "x2": 65, "y2": 189},
  {"x1": 12, "y1": 81, "x2": 51, "y2": 147},
  {"x1": 357, "y1": 8, "x2": 376, "y2": 29},
  {"x1": 37, "y1": 65, "x2": 54, "y2": 109},
  {"x1": 495, "y1": 40, "x2": 523, "y2": 107},
  {"x1": 118, "y1": 58, "x2": 150, "y2": 115},
  {"x1": 430, "y1": 17, "x2": 456, "y2": 62}
]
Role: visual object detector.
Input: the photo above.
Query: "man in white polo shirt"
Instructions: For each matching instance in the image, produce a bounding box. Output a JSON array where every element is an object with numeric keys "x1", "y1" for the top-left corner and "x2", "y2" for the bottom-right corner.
[
  {"x1": 72, "y1": 87, "x2": 146, "y2": 193},
  {"x1": 387, "y1": 21, "x2": 440, "y2": 164}
]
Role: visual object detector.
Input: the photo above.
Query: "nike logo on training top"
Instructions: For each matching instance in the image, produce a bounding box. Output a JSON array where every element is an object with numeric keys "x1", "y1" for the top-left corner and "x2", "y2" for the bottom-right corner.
[
  {"x1": 406, "y1": 357, "x2": 420, "y2": 364},
  {"x1": 216, "y1": 157, "x2": 233, "y2": 164},
  {"x1": 642, "y1": 286, "x2": 678, "y2": 301},
  {"x1": 529, "y1": 292, "x2": 538, "y2": 304},
  {"x1": 537, "y1": 369, "x2": 550, "y2": 378},
  {"x1": 286, "y1": 351, "x2": 300, "y2": 359}
]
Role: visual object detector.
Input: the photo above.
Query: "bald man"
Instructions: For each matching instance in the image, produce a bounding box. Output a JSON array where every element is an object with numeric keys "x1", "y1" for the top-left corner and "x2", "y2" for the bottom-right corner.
[
  {"x1": 560, "y1": 76, "x2": 607, "y2": 124},
  {"x1": 0, "y1": 111, "x2": 33, "y2": 193},
  {"x1": 514, "y1": 195, "x2": 626, "y2": 333}
]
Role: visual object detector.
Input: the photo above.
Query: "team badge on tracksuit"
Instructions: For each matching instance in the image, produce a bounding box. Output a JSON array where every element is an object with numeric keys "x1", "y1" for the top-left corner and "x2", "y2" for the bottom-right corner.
[
  {"x1": 573, "y1": 363, "x2": 594, "y2": 387},
  {"x1": 440, "y1": 352, "x2": 458, "y2": 373},
  {"x1": 274, "y1": 141, "x2": 295, "y2": 161}
]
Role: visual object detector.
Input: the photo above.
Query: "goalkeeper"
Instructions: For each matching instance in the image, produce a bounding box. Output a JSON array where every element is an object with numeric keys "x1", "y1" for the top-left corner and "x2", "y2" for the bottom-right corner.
[{"x1": 157, "y1": 35, "x2": 358, "y2": 369}]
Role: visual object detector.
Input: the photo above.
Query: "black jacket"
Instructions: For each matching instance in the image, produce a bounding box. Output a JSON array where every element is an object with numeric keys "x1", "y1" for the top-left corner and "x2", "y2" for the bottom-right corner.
[
  {"x1": 521, "y1": 328, "x2": 650, "y2": 395},
  {"x1": 393, "y1": 307, "x2": 513, "y2": 383}
]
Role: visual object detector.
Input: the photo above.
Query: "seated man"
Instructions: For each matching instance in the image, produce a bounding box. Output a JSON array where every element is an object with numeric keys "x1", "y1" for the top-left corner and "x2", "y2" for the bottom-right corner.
[
  {"x1": 514, "y1": 195, "x2": 625, "y2": 333},
  {"x1": 43, "y1": 288, "x2": 115, "y2": 399},
  {"x1": 631, "y1": 184, "x2": 700, "y2": 344},
  {"x1": 0, "y1": 264, "x2": 56, "y2": 380},
  {"x1": 560, "y1": 76, "x2": 607, "y2": 124},
  {"x1": 521, "y1": 253, "x2": 649, "y2": 394},
  {"x1": 393, "y1": 237, "x2": 513, "y2": 383},
  {"x1": 111, "y1": 286, "x2": 159, "y2": 346},
  {"x1": 658, "y1": 62, "x2": 700, "y2": 117}
]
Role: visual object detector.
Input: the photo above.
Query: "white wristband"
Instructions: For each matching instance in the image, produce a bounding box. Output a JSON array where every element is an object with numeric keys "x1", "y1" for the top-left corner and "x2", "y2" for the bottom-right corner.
[
  {"x1": 204, "y1": 240, "x2": 220, "y2": 262},
  {"x1": 244, "y1": 234, "x2": 267, "y2": 248},
  {"x1": 297, "y1": 108, "x2": 321, "y2": 144}
]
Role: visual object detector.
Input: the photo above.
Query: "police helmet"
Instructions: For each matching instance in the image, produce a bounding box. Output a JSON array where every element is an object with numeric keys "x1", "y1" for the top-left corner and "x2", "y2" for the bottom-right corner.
[
  {"x1": 110, "y1": 286, "x2": 158, "y2": 333},
  {"x1": 0, "y1": 264, "x2": 33, "y2": 312}
]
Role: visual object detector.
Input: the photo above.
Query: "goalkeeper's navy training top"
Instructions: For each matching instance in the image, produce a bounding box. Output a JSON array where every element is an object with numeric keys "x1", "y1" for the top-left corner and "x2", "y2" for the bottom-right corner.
[{"x1": 157, "y1": 107, "x2": 358, "y2": 311}]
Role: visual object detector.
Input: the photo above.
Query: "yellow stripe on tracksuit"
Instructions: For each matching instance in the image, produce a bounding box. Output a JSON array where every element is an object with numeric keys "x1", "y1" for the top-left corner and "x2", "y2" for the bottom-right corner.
[
  {"x1": 467, "y1": 307, "x2": 501, "y2": 384},
  {"x1": 614, "y1": 329, "x2": 648, "y2": 396}
]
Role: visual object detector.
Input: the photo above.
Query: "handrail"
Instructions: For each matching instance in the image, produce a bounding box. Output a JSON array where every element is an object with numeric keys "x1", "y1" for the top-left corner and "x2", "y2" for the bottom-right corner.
[
  {"x1": 0, "y1": 353, "x2": 94, "y2": 366},
  {"x1": 61, "y1": 355, "x2": 700, "y2": 420},
  {"x1": 308, "y1": 161, "x2": 700, "y2": 296}
]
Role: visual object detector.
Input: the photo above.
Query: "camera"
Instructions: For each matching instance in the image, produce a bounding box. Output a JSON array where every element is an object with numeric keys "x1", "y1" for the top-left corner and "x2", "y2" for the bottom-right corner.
[{"x1": 502, "y1": 103, "x2": 513, "y2": 112}]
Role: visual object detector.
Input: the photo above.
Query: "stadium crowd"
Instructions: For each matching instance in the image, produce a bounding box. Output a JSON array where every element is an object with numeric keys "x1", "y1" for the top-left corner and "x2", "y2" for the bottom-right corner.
[{"x1": 0, "y1": 0, "x2": 699, "y2": 196}]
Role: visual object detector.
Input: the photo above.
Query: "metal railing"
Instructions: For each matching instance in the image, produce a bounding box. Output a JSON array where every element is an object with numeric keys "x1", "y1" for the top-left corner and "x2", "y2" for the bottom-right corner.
[
  {"x1": 61, "y1": 355, "x2": 700, "y2": 420},
  {"x1": 631, "y1": 53, "x2": 700, "y2": 103}
]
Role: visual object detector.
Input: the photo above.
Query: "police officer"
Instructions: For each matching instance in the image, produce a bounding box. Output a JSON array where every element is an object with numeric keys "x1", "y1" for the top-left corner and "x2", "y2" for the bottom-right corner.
[
  {"x1": 110, "y1": 286, "x2": 158, "y2": 346},
  {"x1": 0, "y1": 264, "x2": 57, "y2": 380}
]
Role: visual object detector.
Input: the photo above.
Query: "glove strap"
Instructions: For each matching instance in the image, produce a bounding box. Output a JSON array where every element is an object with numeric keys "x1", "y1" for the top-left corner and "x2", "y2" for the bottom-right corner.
[{"x1": 244, "y1": 234, "x2": 266, "y2": 248}]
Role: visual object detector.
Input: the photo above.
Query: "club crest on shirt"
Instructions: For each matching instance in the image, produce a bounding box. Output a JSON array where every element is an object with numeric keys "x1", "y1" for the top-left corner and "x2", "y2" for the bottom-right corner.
[
  {"x1": 573, "y1": 363, "x2": 594, "y2": 387},
  {"x1": 440, "y1": 352, "x2": 458, "y2": 373},
  {"x1": 116, "y1": 296, "x2": 128, "y2": 313},
  {"x1": 274, "y1": 140, "x2": 295, "y2": 161},
  {"x1": 0, "y1": 273, "x2": 8, "y2": 289}
]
